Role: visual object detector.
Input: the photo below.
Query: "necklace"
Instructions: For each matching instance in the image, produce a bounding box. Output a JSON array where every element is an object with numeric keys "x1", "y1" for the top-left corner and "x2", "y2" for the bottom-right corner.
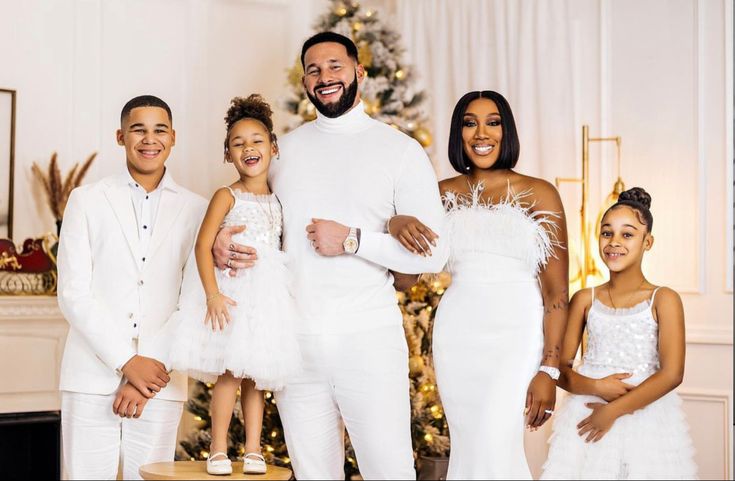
[
  {"x1": 607, "y1": 279, "x2": 646, "y2": 309},
  {"x1": 236, "y1": 182, "x2": 277, "y2": 232}
]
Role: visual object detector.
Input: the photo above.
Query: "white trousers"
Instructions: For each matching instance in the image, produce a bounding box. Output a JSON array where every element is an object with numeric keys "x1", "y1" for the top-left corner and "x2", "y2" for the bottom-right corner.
[
  {"x1": 275, "y1": 325, "x2": 415, "y2": 480},
  {"x1": 61, "y1": 391, "x2": 183, "y2": 480}
]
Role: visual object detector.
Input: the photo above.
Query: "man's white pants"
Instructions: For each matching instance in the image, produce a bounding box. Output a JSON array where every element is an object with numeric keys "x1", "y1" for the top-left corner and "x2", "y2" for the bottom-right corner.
[
  {"x1": 275, "y1": 324, "x2": 415, "y2": 480},
  {"x1": 61, "y1": 391, "x2": 183, "y2": 480}
]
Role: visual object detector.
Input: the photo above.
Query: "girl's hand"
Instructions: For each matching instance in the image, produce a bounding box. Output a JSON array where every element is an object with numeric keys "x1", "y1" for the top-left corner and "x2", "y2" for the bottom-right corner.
[
  {"x1": 525, "y1": 372, "x2": 557, "y2": 430},
  {"x1": 594, "y1": 372, "x2": 635, "y2": 402},
  {"x1": 387, "y1": 215, "x2": 438, "y2": 256},
  {"x1": 577, "y1": 402, "x2": 618, "y2": 442},
  {"x1": 204, "y1": 293, "x2": 237, "y2": 331}
]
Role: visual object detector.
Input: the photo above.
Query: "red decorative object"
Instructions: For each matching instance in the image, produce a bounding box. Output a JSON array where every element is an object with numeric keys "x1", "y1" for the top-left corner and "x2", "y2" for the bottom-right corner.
[
  {"x1": 0, "y1": 236, "x2": 57, "y2": 295},
  {"x1": 0, "y1": 238, "x2": 55, "y2": 273}
]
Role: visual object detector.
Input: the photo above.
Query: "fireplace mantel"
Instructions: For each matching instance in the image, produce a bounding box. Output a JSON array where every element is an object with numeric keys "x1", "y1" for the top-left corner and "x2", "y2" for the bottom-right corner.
[{"x1": 0, "y1": 296, "x2": 68, "y2": 414}]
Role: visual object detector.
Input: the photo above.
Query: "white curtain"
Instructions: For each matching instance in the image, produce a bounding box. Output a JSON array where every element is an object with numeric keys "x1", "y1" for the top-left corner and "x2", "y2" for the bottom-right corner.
[{"x1": 396, "y1": 0, "x2": 578, "y2": 182}]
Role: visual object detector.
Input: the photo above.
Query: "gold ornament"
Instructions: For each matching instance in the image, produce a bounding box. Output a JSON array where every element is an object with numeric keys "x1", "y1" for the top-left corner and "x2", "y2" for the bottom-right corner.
[
  {"x1": 365, "y1": 9, "x2": 373, "y2": 17},
  {"x1": 298, "y1": 98, "x2": 317, "y2": 121},
  {"x1": 287, "y1": 57, "x2": 304, "y2": 87},
  {"x1": 409, "y1": 355, "x2": 425, "y2": 376},
  {"x1": 409, "y1": 282, "x2": 429, "y2": 301},
  {"x1": 352, "y1": 21, "x2": 364, "y2": 32},
  {"x1": 394, "y1": 69, "x2": 405, "y2": 80},
  {"x1": 363, "y1": 97, "x2": 381, "y2": 115},
  {"x1": 430, "y1": 404, "x2": 444, "y2": 420},
  {"x1": 358, "y1": 41, "x2": 373, "y2": 68},
  {"x1": 424, "y1": 433, "x2": 434, "y2": 443},
  {"x1": 335, "y1": 2, "x2": 348, "y2": 16},
  {"x1": 413, "y1": 126, "x2": 433, "y2": 148}
]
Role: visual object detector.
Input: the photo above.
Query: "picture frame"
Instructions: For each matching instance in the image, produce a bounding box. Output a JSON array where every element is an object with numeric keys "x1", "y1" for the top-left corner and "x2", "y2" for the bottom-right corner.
[{"x1": 0, "y1": 88, "x2": 16, "y2": 240}]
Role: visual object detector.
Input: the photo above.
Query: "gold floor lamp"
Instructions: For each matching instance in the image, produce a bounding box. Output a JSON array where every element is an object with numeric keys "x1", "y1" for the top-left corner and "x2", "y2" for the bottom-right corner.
[{"x1": 556, "y1": 125, "x2": 626, "y2": 290}]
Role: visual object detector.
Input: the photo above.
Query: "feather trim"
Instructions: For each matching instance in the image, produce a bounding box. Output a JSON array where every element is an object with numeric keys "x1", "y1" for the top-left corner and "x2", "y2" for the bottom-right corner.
[{"x1": 442, "y1": 181, "x2": 563, "y2": 275}]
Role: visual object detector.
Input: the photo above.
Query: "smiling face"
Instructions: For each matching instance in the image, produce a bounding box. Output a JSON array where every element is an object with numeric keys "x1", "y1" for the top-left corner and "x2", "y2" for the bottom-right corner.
[
  {"x1": 117, "y1": 106, "x2": 175, "y2": 176},
  {"x1": 462, "y1": 98, "x2": 503, "y2": 170},
  {"x1": 302, "y1": 41, "x2": 364, "y2": 118},
  {"x1": 225, "y1": 118, "x2": 276, "y2": 180},
  {"x1": 599, "y1": 205, "x2": 654, "y2": 272}
]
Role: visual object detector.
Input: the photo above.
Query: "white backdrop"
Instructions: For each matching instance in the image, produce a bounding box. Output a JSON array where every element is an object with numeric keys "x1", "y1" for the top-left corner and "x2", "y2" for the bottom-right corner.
[{"x1": 396, "y1": 0, "x2": 577, "y2": 183}]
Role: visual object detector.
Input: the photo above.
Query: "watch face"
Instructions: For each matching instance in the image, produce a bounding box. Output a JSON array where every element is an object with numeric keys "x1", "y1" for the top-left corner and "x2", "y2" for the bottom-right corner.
[{"x1": 344, "y1": 238, "x2": 358, "y2": 254}]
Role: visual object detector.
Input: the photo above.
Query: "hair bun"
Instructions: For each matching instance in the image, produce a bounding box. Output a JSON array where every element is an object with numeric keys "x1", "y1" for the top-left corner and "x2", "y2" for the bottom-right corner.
[{"x1": 619, "y1": 187, "x2": 651, "y2": 209}]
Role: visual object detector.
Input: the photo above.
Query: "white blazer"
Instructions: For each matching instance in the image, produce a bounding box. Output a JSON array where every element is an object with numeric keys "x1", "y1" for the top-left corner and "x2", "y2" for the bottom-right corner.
[{"x1": 57, "y1": 173, "x2": 206, "y2": 402}]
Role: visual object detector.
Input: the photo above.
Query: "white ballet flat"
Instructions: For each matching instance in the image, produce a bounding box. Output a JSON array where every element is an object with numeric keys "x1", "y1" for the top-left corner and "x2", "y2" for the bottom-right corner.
[
  {"x1": 242, "y1": 452, "x2": 267, "y2": 474},
  {"x1": 206, "y1": 452, "x2": 233, "y2": 475}
]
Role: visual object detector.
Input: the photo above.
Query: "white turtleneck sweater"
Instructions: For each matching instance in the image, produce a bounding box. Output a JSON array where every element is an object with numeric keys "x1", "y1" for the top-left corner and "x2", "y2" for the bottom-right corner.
[{"x1": 270, "y1": 101, "x2": 448, "y2": 334}]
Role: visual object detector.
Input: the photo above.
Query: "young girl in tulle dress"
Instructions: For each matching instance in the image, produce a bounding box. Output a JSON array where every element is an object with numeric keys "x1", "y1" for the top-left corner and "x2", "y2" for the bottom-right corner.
[
  {"x1": 170, "y1": 94, "x2": 300, "y2": 476},
  {"x1": 542, "y1": 187, "x2": 697, "y2": 479}
]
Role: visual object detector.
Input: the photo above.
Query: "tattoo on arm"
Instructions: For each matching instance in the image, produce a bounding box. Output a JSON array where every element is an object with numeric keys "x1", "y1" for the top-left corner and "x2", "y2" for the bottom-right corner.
[
  {"x1": 542, "y1": 346, "x2": 560, "y2": 363},
  {"x1": 543, "y1": 290, "x2": 569, "y2": 316},
  {"x1": 544, "y1": 299, "x2": 568, "y2": 315}
]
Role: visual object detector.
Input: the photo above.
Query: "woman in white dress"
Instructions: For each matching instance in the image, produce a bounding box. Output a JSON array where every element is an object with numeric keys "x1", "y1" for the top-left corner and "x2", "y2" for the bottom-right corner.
[{"x1": 389, "y1": 91, "x2": 569, "y2": 479}]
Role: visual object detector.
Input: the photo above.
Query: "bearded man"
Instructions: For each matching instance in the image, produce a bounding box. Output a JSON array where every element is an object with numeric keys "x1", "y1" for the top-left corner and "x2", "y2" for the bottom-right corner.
[{"x1": 213, "y1": 32, "x2": 448, "y2": 480}]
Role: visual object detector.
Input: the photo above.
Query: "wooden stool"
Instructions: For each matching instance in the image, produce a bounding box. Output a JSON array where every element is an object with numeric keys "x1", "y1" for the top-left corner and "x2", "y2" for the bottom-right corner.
[{"x1": 139, "y1": 461, "x2": 293, "y2": 480}]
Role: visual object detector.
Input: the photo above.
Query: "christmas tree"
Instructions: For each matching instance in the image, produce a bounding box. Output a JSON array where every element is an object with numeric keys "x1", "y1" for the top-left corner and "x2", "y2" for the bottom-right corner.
[{"x1": 179, "y1": 0, "x2": 450, "y2": 476}]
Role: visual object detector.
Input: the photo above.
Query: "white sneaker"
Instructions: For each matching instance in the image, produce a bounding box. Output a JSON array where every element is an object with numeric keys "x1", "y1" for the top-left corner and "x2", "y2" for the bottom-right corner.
[
  {"x1": 206, "y1": 452, "x2": 233, "y2": 475},
  {"x1": 242, "y1": 452, "x2": 267, "y2": 474}
]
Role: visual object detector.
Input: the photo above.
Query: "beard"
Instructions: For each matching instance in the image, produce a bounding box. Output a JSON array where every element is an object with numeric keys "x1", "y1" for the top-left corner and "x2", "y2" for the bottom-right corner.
[{"x1": 306, "y1": 74, "x2": 359, "y2": 118}]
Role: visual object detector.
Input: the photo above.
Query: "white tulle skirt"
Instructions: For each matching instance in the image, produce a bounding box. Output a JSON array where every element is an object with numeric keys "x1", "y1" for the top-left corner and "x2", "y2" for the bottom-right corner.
[
  {"x1": 169, "y1": 245, "x2": 301, "y2": 391},
  {"x1": 541, "y1": 364, "x2": 697, "y2": 480}
]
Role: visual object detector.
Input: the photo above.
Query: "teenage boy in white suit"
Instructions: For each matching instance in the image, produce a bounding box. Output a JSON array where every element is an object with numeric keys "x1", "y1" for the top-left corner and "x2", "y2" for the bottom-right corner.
[{"x1": 57, "y1": 95, "x2": 206, "y2": 480}]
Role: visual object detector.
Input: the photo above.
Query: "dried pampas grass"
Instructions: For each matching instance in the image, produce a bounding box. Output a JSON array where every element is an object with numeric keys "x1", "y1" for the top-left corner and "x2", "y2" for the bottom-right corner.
[{"x1": 32, "y1": 151, "x2": 96, "y2": 220}]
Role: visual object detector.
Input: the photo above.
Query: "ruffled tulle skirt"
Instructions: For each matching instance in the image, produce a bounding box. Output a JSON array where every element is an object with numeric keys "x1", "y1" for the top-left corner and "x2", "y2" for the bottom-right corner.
[
  {"x1": 541, "y1": 365, "x2": 697, "y2": 480},
  {"x1": 169, "y1": 246, "x2": 301, "y2": 391}
]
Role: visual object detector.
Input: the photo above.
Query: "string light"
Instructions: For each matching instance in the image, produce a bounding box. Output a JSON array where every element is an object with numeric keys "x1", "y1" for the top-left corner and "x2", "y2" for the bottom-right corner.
[{"x1": 424, "y1": 433, "x2": 434, "y2": 443}]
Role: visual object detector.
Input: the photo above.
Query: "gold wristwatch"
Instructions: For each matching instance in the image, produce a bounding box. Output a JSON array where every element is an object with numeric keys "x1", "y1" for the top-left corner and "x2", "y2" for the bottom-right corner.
[{"x1": 343, "y1": 227, "x2": 359, "y2": 254}]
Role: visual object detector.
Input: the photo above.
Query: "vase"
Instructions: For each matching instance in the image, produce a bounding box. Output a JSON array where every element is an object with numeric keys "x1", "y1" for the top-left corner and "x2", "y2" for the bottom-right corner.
[{"x1": 417, "y1": 455, "x2": 449, "y2": 480}]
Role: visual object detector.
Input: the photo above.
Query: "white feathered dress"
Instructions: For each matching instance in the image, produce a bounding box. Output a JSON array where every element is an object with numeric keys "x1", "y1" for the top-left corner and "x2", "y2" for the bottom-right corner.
[
  {"x1": 433, "y1": 182, "x2": 560, "y2": 480},
  {"x1": 169, "y1": 188, "x2": 301, "y2": 391}
]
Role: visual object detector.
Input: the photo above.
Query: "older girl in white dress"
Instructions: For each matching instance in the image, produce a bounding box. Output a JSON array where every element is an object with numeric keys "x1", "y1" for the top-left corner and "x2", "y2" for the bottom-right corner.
[
  {"x1": 541, "y1": 187, "x2": 697, "y2": 479},
  {"x1": 389, "y1": 90, "x2": 569, "y2": 479}
]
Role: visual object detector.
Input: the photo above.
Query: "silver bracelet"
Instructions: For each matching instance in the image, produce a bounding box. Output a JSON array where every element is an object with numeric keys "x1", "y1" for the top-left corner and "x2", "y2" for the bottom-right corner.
[{"x1": 538, "y1": 365, "x2": 560, "y2": 381}]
